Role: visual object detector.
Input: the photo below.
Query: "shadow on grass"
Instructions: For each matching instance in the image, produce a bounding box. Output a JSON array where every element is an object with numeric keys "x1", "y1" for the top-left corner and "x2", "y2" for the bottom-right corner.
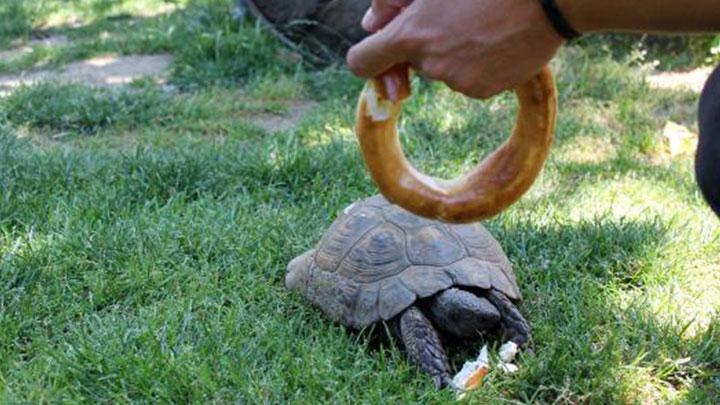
[{"x1": 462, "y1": 215, "x2": 715, "y2": 402}]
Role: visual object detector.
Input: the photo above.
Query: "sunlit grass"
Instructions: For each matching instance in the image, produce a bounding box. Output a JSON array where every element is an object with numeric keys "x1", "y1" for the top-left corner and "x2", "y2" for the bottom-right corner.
[{"x1": 555, "y1": 135, "x2": 619, "y2": 165}]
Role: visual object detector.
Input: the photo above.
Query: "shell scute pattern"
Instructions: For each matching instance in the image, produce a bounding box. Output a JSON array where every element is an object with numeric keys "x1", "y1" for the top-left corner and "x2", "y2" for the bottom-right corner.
[
  {"x1": 352, "y1": 283, "x2": 380, "y2": 328},
  {"x1": 378, "y1": 277, "x2": 416, "y2": 320},
  {"x1": 406, "y1": 225, "x2": 465, "y2": 266},
  {"x1": 443, "y1": 257, "x2": 492, "y2": 289},
  {"x1": 363, "y1": 194, "x2": 393, "y2": 208},
  {"x1": 337, "y1": 223, "x2": 410, "y2": 283},
  {"x1": 384, "y1": 204, "x2": 427, "y2": 229},
  {"x1": 315, "y1": 205, "x2": 384, "y2": 272},
  {"x1": 399, "y1": 266, "x2": 454, "y2": 298},
  {"x1": 451, "y1": 223, "x2": 505, "y2": 262},
  {"x1": 288, "y1": 195, "x2": 522, "y2": 328},
  {"x1": 450, "y1": 223, "x2": 521, "y2": 299},
  {"x1": 306, "y1": 267, "x2": 358, "y2": 324}
]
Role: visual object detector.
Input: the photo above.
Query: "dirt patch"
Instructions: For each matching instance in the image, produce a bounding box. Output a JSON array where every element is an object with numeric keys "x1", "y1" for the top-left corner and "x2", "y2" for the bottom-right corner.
[
  {"x1": 0, "y1": 54, "x2": 173, "y2": 96},
  {"x1": 647, "y1": 67, "x2": 713, "y2": 93},
  {"x1": 248, "y1": 99, "x2": 317, "y2": 132},
  {"x1": 0, "y1": 35, "x2": 70, "y2": 61},
  {"x1": 137, "y1": 2, "x2": 178, "y2": 18}
]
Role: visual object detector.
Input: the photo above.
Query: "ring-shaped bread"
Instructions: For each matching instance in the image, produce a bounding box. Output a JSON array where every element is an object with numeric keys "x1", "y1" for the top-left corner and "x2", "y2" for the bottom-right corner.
[{"x1": 355, "y1": 64, "x2": 557, "y2": 223}]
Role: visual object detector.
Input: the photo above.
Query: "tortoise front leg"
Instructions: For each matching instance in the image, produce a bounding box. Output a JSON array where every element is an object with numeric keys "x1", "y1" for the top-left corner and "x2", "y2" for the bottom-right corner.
[
  {"x1": 486, "y1": 289, "x2": 532, "y2": 347},
  {"x1": 399, "y1": 306, "x2": 453, "y2": 388}
]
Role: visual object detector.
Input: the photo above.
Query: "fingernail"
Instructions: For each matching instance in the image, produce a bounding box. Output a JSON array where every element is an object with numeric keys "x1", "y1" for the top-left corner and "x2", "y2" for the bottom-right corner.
[
  {"x1": 382, "y1": 74, "x2": 399, "y2": 103},
  {"x1": 361, "y1": 10, "x2": 376, "y2": 32}
]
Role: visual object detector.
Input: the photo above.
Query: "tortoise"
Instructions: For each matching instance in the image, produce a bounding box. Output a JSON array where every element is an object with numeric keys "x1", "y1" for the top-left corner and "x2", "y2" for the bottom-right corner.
[
  {"x1": 237, "y1": 0, "x2": 371, "y2": 63},
  {"x1": 286, "y1": 195, "x2": 531, "y2": 387}
]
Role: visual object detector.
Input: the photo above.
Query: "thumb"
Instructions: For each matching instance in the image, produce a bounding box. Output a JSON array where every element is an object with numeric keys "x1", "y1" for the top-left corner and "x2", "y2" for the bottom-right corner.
[{"x1": 347, "y1": 25, "x2": 407, "y2": 79}]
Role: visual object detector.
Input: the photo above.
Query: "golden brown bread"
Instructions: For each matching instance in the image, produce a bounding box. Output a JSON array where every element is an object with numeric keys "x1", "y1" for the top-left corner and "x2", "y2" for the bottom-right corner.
[{"x1": 355, "y1": 64, "x2": 557, "y2": 223}]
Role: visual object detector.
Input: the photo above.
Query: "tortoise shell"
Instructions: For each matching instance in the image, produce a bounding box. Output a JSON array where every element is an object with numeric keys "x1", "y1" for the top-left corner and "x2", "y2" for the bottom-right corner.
[{"x1": 286, "y1": 195, "x2": 521, "y2": 329}]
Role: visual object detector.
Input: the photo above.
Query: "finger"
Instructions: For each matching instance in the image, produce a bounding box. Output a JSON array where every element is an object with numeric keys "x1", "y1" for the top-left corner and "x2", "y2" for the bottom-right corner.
[
  {"x1": 347, "y1": 26, "x2": 409, "y2": 79},
  {"x1": 383, "y1": 72, "x2": 401, "y2": 103},
  {"x1": 380, "y1": 63, "x2": 411, "y2": 102},
  {"x1": 362, "y1": 0, "x2": 413, "y2": 32},
  {"x1": 445, "y1": 76, "x2": 503, "y2": 100}
]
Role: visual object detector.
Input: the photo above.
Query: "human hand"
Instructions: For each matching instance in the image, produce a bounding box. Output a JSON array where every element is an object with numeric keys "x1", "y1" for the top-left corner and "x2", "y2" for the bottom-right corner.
[
  {"x1": 347, "y1": 0, "x2": 564, "y2": 99},
  {"x1": 360, "y1": 0, "x2": 413, "y2": 33}
]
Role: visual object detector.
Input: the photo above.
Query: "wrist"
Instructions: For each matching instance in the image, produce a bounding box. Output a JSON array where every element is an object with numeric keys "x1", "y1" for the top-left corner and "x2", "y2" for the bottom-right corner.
[{"x1": 555, "y1": 0, "x2": 599, "y2": 33}]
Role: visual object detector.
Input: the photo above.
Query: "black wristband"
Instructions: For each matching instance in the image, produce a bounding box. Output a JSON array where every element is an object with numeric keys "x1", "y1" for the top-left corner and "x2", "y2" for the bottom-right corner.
[{"x1": 538, "y1": 0, "x2": 582, "y2": 41}]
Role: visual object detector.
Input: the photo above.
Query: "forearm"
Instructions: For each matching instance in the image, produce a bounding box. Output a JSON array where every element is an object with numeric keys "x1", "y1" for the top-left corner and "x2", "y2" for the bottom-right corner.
[{"x1": 558, "y1": 0, "x2": 720, "y2": 34}]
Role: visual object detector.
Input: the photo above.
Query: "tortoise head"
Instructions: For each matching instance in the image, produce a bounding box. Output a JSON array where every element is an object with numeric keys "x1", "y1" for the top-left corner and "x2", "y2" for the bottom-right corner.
[
  {"x1": 697, "y1": 64, "x2": 720, "y2": 219},
  {"x1": 285, "y1": 250, "x2": 314, "y2": 293}
]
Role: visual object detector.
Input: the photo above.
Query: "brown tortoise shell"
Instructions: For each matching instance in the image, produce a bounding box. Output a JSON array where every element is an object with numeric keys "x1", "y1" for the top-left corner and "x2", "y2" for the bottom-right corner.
[{"x1": 287, "y1": 195, "x2": 522, "y2": 329}]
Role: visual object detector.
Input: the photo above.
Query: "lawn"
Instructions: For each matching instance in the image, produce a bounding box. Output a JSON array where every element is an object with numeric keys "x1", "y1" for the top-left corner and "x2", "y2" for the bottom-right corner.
[{"x1": 0, "y1": 0, "x2": 718, "y2": 403}]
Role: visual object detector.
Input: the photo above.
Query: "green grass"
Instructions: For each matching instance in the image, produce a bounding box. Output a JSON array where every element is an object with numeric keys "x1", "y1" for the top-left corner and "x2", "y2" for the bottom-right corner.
[
  {"x1": 3, "y1": 82, "x2": 173, "y2": 133},
  {"x1": 576, "y1": 34, "x2": 720, "y2": 70},
  {"x1": 1, "y1": 1, "x2": 719, "y2": 403}
]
